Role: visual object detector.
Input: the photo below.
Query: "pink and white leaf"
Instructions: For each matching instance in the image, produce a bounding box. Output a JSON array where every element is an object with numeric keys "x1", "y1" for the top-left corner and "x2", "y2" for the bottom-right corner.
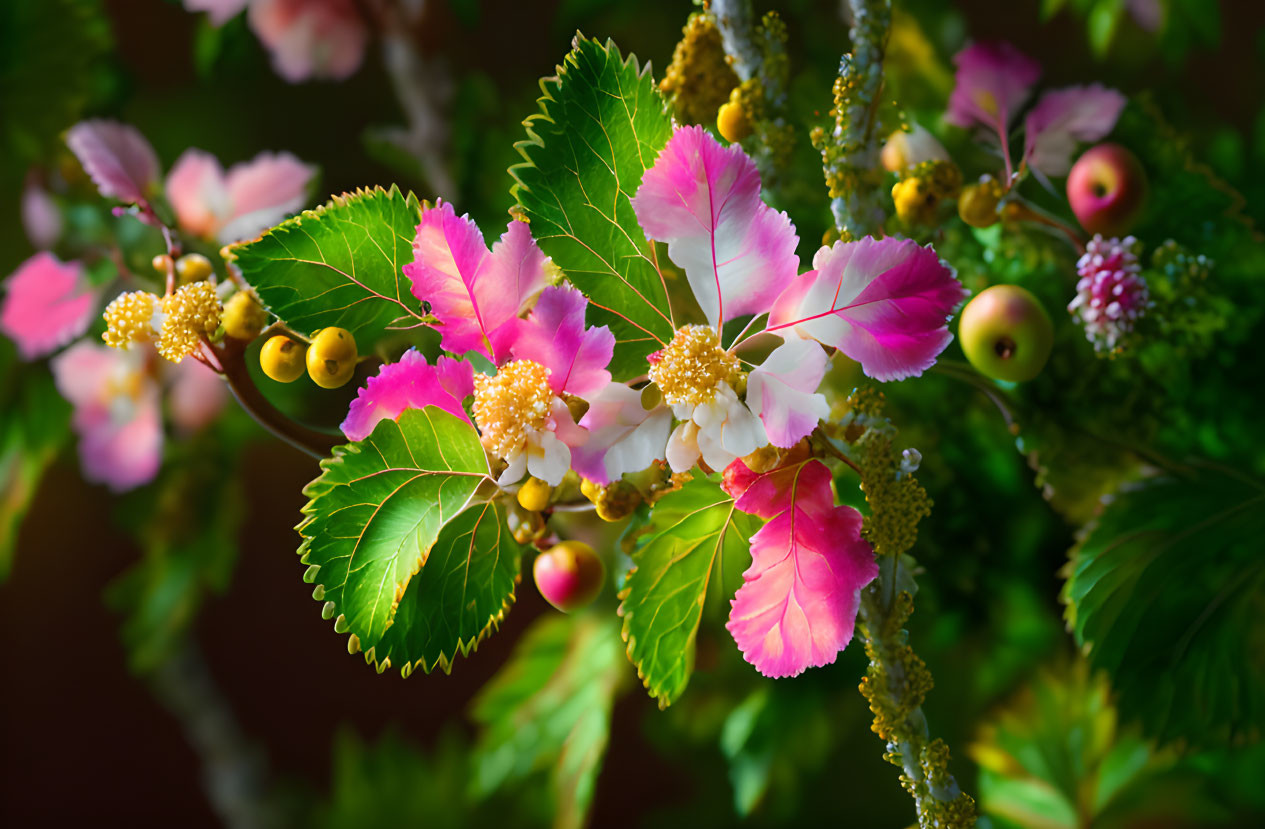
[
  {"x1": 66, "y1": 120, "x2": 161, "y2": 205},
  {"x1": 945, "y1": 42, "x2": 1041, "y2": 141},
  {"x1": 1024, "y1": 85, "x2": 1127, "y2": 177},
  {"x1": 405, "y1": 205, "x2": 549, "y2": 362},
  {"x1": 769, "y1": 237, "x2": 967, "y2": 382},
  {"x1": 0, "y1": 253, "x2": 96, "y2": 360},
  {"x1": 572, "y1": 383, "x2": 672, "y2": 484},
  {"x1": 631, "y1": 125, "x2": 798, "y2": 327},
  {"x1": 219, "y1": 151, "x2": 314, "y2": 242},
  {"x1": 746, "y1": 337, "x2": 830, "y2": 448},
  {"x1": 723, "y1": 459, "x2": 878, "y2": 678},
  {"x1": 511, "y1": 284, "x2": 614, "y2": 398},
  {"x1": 341, "y1": 350, "x2": 474, "y2": 441}
]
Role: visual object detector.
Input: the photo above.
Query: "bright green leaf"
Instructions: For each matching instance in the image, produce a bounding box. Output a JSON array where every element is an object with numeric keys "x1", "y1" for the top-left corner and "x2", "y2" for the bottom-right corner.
[
  {"x1": 1062, "y1": 471, "x2": 1265, "y2": 745},
  {"x1": 231, "y1": 185, "x2": 427, "y2": 345},
  {"x1": 618, "y1": 477, "x2": 760, "y2": 708},
  {"x1": 1087, "y1": 0, "x2": 1123, "y2": 58},
  {"x1": 368, "y1": 499, "x2": 525, "y2": 676},
  {"x1": 471, "y1": 613, "x2": 626, "y2": 829},
  {"x1": 511, "y1": 35, "x2": 676, "y2": 379},
  {"x1": 299, "y1": 407, "x2": 491, "y2": 653}
]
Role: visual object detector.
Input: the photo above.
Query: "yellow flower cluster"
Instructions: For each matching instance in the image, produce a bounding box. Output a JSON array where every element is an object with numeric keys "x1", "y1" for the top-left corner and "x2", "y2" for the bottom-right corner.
[
  {"x1": 157, "y1": 281, "x2": 223, "y2": 363},
  {"x1": 102, "y1": 291, "x2": 159, "y2": 349},
  {"x1": 892, "y1": 159, "x2": 963, "y2": 226},
  {"x1": 472, "y1": 359, "x2": 553, "y2": 459},
  {"x1": 649, "y1": 325, "x2": 741, "y2": 407},
  {"x1": 659, "y1": 13, "x2": 739, "y2": 126}
]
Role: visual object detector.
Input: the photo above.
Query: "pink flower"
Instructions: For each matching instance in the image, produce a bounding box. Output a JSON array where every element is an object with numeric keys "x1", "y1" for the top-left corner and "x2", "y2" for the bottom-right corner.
[
  {"x1": 341, "y1": 350, "x2": 475, "y2": 442},
  {"x1": 746, "y1": 338, "x2": 830, "y2": 448},
  {"x1": 51, "y1": 342, "x2": 164, "y2": 492},
  {"x1": 632, "y1": 125, "x2": 798, "y2": 328},
  {"x1": 167, "y1": 357, "x2": 230, "y2": 433},
  {"x1": 0, "y1": 253, "x2": 97, "y2": 361},
  {"x1": 22, "y1": 175, "x2": 62, "y2": 249},
  {"x1": 1068, "y1": 235, "x2": 1149, "y2": 351},
  {"x1": 1023, "y1": 85, "x2": 1126, "y2": 177},
  {"x1": 511, "y1": 285, "x2": 614, "y2": 399},
  {"x1": 768, "y1": 237, "x2": 968, "y2": 382},
  {"x1": 946, "y1": 42, "x2": 1041, "y2": 139},
  {"x1": 248, "y1": 0, "x2": 368, "y2": 83},
  {"x1": 183, "y1": 0, "x2": 250, "y2": 26},
  {"x1": 571, "y1": 383, "x2": 672, "y2": 485},
  {"x1": 166, "y1": 148, "x2": 315, "y2": 243},
  {"x1": 405, "y1": 204, "x2": 551, "y2": 363},
  {"x1": 722, "y1": 455, "x2": 878, "y2": 678},
  {"x1": 66, "y1": 120, "x2": 161, "y2": 206}
]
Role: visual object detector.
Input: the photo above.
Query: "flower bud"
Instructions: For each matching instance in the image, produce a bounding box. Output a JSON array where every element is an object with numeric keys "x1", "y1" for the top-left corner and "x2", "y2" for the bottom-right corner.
[
  {"x1": 958, "y1": 177, "x2": 1004, "y2": 228},
  {"x1": 260, "y1": 335, "x2": 307, "y2": 383},
  {"x1": 717, "y1": 100, "x2": 751, "y2": 143},
  {"x1": 175, "y1": 253, "x2": 214, "y2": 283},
  {"x1": 306, "y1": 327, "x2": 357, "y2": 389},
  {"x1": 516, "y1": 477, "x2": 553, "y2": 512},
  {"x1": 595, "y1": 479, "x2": 641, "y2": 522},
  {"x1": 533, "y1": 541, "x2": 605, "y2": 612},
  {"x1": 222, "y1": 292, "x2": 268, "y2": 341}
]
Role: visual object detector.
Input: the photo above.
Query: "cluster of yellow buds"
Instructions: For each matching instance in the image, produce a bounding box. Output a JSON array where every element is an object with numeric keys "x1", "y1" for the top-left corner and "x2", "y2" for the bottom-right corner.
[
  {"x1": 891, "y1": 159, "x2": 963, "y2": 226},
  {"x1": 580, "y1": 477, "x2": 642, "y2": 522},
  {"x1": 659, "y1": 13, "x2": 739, "y2": 126},
  {"x1": 102, "y1": 280, "x2": 224, "y2": 363},
  {"x1": 958, "y1": 175, "x2": 1005, "y2": 228}
]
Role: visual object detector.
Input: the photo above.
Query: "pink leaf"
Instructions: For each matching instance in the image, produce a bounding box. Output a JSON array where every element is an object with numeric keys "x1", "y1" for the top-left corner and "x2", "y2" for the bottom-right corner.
[
  {"x1": 66, "y1": 120, "x2": 160, "y2": 205},
  {"x1": 571, "y1": 383, "x2": 672, "y2": 484},
  {"x1": 723, "y1": 458, "x2": 878, "y2": 678},
  {"x1": 945, "y1": 42, "x2": 1041, "y2": 140},
  {"x1": 0, "y1": 253, "x2": 96, "y2": 360},
  {"x1": 182, "y1": 0, "x2": 250, "y2": 26},
  {"x1": 341, "y1": 350, "x2": 474, "y2": 441},
  {"x1": 1023, "y1": 85, "x2": 1127, "y2": 177},
  {"x1": 51, "y1": 342, "x2": 163, "y2": 492},
  {"x1": 746, "y1": 338, "x2": 830, "y2": 448},
  {"x1": 166, "y1": 149, "x2": 231, "y2": 239},
  {"x1": 248, "y1": 0, "x2": 368, "y2": 83},
  {"x1": 166, "y1": 149, "x2": 313, "y2": 242},
  {"x1": 769, "y1": 237, "x2": 967, "y2": 382},
  {"x1": 405, "y1": 205, "x2": 549, "y2": 362},
  {"x1": 21, "y1": 175, "x2": 62, "y2": 249},
  {"x1": 511, "y1": 285, "x2": 614, "y2": 398},
  {"x1": 631, "y1": 125, "x2": 798, "y2": 327}
]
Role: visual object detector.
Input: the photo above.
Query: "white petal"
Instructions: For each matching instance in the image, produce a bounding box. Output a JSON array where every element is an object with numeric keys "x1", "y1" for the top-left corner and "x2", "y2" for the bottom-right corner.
[
  {"x1": 526, "y1": 430, "x2": 571, "y2": 486},
  {"x1": 498, "y1": 449, "x2": 527, "y2": 485},
  {"x1": 666, "y1": 420, "x2": 701, "y2": 473}
]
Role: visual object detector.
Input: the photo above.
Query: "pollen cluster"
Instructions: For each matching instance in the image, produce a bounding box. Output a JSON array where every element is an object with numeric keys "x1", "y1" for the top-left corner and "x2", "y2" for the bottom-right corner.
[
  {"x1": 157, "y1": 280, "x2": 222, "y2": 363},
  {"x1": 649, "y1": 325, "x2": 741, "y2": 407},
  {"x1": 472, "y1": 360, "x2": 554, "y2": 459},
  {"x1": 103, "y1": 291, "x2": 159, "y2": 349}
]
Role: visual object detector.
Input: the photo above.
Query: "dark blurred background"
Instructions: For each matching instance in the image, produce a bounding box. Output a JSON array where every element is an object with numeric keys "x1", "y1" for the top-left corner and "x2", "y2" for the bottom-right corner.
[{"x1": 3, "y1": 1, "x2": 1264, "y2": 826}]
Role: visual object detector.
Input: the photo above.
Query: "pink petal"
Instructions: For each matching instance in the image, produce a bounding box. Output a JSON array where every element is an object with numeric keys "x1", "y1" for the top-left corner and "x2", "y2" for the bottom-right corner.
[
  {"x1": 405, "y1": 205, "x2": 547, "y2": 362},
  {"x1": 746, "y1": 338, "x2": 830, "y2": 448},
  {"x1": 166, "y1": 149, "x2": 231, "y2": 240},
  {"x1": 22, "y1": 176, "x2": 62, "y2": 249},
  {"x1": 220, "y1": 151, "x2": 315, "y2": 243},
  {"x1": 248, "y1": 0, "x2": 368, "y2": 83},
  {"x1": 631, "y1": 125, "x2": 798, "y2": 327},
  {"x1": 51, "y1": 342, "x2": 163, "y2": 492},
  {"x1": 769, "y1": 237, "x2": 967, "y2": 382},
  {"x1": 1, "y1": 253, "x2": 96, "y2": 360},
  {"x1": 66, "y1": 120, "x2": 160, "y2": 205},
  {"x1": 945, "y1": 42, "x2": 1041, "y2": 139},
  {"x1": 1023, "y1": 85, "x2": 1127, "y2": 177},
  {"x1": 511, "y1": 285, "x2": 614, "y2": 398},
  {"x1": 183, "y1": 0, "x2": 250, "y2": 25},
  {"x1": 340, "y1": 349, "x2": 474, "y2": 442},
  {"x1": 166, "y1": 357, "x2": 228, "y2": 432},
  {"x1": 572, "y1": 383, "x2": 672, "y2": 484},
  {"x1": 723, "y1": 459, "x2": 877, "y2": 678}
]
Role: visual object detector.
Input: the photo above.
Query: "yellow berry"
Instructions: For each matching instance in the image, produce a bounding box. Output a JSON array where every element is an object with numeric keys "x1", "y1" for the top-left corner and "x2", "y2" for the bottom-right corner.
[
  {"x1": 175, "y1": 253, "x2": 214, "y2": 283},
  {"x1": 517, "y1": 477, "x2": 553, "y2": 512},
  {"x1": 222, "y1": 292, "x2": 268, "y2": 341},
  {"x1": 595, "y1": 480, "x2": 641, "y2": 522},
  {"x1": 958, "y1": 178, "x2": 1004, "y2": 228},
  {"x1": 260, "y1": 335, "x2": 307, "y2": 383},
  {"x1": 717, "y1": 100, "x2": 751, "y2": 143},
  {"x1": 305, "y1": 327, "x2": 357, "y2": 389},
  {"x1": 151, "y1": 254, "x2": 172, "y2": 275},
  {"x1": 580, "y1": 478, "x2": 602, "y2": 504}
]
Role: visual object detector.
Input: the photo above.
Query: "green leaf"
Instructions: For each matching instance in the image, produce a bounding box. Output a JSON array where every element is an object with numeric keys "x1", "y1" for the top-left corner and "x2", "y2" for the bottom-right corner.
[
  {"x1": 231, "y1": 185, "x2": 428, "y2": 345},
  {"x1": 471, "y1": 613, "x2": 626, "y2": 829},
  {"x1": 511, "y1": 35, "x2": 676, "y2": 379},
  {"x1": 618, "y1": 477, "x2": 759, "y2": 708},
  {"x1": 368, "y1": 500, "x2": 524, "y2": 675},
  {"x1": 1087, "y1": 0, "x2": 1123, "y2": 58},
  {"x1": 1062, "y1": 471, "x2": 1265, "y2": 745},
  {"x1": 299, "y1": 407, "x2": 491, "y2": 652}
]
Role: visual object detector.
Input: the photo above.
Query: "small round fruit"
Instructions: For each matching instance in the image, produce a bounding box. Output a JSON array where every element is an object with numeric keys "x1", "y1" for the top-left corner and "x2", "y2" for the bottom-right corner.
[
  {"x1": 222, "y1": 292, "x2": 268, "y2": 341},
  {"x1": 717, "y1": 100, "x2": 751, "y2": 143},
  {"x1": 151, "y1": 253, "x2": 173, "y2": 275},
  {"x1": 305, "y1": 327, "x2": 357, "y2": 389},
  {"x1": 533, "y1": 541, "x2": 605, "y2": 612},
  {"x1": 175, "y1": 253, "x2": 214, "y2": 283},
  {"x1": 517, "y1": 477, "x2": 553, "y2": 512},
  {"x1": 1067, "y1": 143, "x2": 1148, "y2": 237},
  {"x1": 260, "y1": 335, "x2": 307, "y2": 383},
  {"x1": 959, "y1": 285, "x2": 1054, "y2": 382}
]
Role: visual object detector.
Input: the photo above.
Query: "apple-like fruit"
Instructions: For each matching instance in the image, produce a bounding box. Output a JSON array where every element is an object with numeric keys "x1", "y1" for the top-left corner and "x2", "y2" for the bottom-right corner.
[
  {"x1": 1066, "y1": 143, "x2": 1148, "y2": 237},
  {"x1": 959, "y1": 285, "x2": 1054, "y2": 382},
  {"x1": 533, "y1": 541, "x2": 605, "y2": 612}
]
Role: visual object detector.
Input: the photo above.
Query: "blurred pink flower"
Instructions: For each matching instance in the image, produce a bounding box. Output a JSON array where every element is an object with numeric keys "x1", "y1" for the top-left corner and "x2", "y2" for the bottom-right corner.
[
  {"x1": 21, "y1": 175, "x2": 62, "y2": 249},
  {"x1": 165, "y1": 148, "x2": 315, "y2": 243},
  {"x1": 248, "y1": 0, "x2": 368, "y2": 83},
  {"x1": 66, "y1": 120, "x2": 161, "y2": 206},
  {"x1": 0, "y1": 253, "x2": 97, "y2": 361},
  {"x1": 51, "y1": 342, "x2": 164, "y2": 492},
  {"x1": 1023, "y1": 85, "x2": 1127, "y2": 177},
  {"x1": 183, "y1": 0, "x2": 251, "y2": 26},
  {"x1": 167, "y1": 357, "x2": 230, "y2": 433},
  {"x1": 945, "y1": 42, "x2": 1041, "y2": 139}
]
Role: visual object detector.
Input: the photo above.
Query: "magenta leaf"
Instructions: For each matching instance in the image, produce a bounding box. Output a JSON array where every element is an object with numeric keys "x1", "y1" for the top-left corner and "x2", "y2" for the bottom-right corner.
[
  {"x1": 945, "y1": 42, "x2": 1041, "y2": 140},
  {"x1": 511, "y1": 284, "x2": 614, "y2": 398},
  {"x1": 341, "y1": 349, "x2": 474, "y2": 441}
]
